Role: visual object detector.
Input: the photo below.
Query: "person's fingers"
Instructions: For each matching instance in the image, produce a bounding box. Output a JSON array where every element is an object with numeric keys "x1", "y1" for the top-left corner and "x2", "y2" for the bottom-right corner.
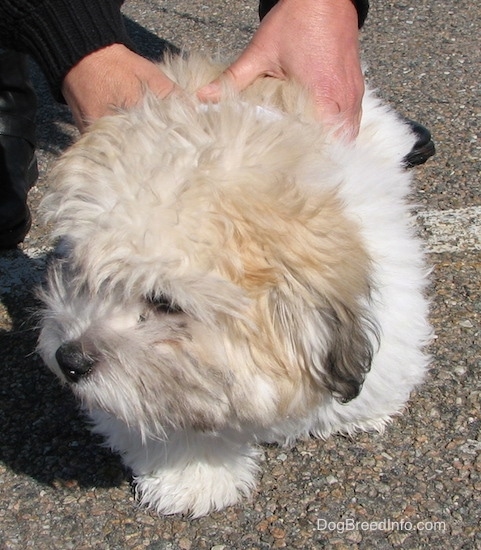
[
  {"x1": 197, "y1": 44, "x2": 281, "y2": 102},
  {"x1": 143, "y1": 72, "x2": 178, "y2": 100},
  {"x1": 318, "y1": 103, "x2": 363, "y2": 141},
  {"x1": 310, "y1": 80, "x2": 364, "y2": 140}
]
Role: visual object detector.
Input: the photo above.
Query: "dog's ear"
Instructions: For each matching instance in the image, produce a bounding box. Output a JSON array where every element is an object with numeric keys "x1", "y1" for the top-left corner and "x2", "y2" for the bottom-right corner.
[
  {"x1": 265, "y1": 287, "x2": 378, "y2": 405},
  {"x1": 318, "y1": 300, "x2": 379, "y2": 404}
]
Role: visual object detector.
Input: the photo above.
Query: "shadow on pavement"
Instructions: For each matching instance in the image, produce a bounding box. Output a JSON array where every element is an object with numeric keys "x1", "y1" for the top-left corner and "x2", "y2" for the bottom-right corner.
[
  {"x1": 0, "y1": 232, "x2": 125, "y2": 490},
  {"x1": 0, "y1": 18, "x2": 180, "y2": 493}
]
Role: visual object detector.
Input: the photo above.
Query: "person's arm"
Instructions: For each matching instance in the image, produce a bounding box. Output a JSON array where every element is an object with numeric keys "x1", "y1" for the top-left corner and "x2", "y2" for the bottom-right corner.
[
  {"x1": 198, "y1": 0, "x2": 366, "y2": 140},
  {"x1": 0, "y1": 0, "x2": 177, "y2": 131},
  {"x1": 0, "y1": 0, "x2": 132, "y2": 101}
]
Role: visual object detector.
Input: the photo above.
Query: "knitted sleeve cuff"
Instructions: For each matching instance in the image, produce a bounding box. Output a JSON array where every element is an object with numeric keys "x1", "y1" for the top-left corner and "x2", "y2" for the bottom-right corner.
[
  {"x1": 0, "y1": 0, "x2": 133, "y2": 102},
  {"x1": 259, "y1": 0, "x2": 370, "y2": 28},
  {"x1": 353, "y1": 0, "x2": 369, "y2": 28}
]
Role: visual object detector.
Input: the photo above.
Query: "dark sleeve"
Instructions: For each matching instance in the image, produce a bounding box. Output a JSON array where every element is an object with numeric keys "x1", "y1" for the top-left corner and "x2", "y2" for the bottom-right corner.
[
  {"x1": 0, "y1": 0, "x2": 134, "y2": 101},
  {"x1": 259, "y1": 0, "x2": 369, "y2": 28}
]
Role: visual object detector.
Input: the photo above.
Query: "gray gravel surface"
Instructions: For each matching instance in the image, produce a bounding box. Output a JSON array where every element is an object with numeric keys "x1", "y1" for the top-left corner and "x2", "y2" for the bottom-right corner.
[{"x1": 1, "y1": 1, "x2": 480, "y2": 549}]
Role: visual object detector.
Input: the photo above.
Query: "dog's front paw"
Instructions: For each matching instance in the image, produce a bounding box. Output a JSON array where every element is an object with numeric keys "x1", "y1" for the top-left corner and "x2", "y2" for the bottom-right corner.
[{"x1": 133, "y1": 432, "x2": 261, "y2": 517}]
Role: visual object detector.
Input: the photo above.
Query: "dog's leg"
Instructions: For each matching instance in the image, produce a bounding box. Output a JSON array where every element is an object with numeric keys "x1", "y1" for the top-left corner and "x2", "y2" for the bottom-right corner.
[
  {"x1": 90, "y1": 411, "x2": 260, "y2": 516},
  {"x1": 133, "y1": 429, "x2": 261, "y2": 517}
]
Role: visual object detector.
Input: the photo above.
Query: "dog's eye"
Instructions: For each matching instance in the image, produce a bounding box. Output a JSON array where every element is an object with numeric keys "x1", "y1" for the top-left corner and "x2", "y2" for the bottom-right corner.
[{"x1": 145, "y1": 294, "x2": 183, "y2": 314}]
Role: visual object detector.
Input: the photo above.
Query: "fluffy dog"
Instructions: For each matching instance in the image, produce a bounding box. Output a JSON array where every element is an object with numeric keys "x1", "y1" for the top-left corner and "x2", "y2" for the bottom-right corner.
[{"x1": 38, "y1": 54, "x2": 432, "y2": 517}]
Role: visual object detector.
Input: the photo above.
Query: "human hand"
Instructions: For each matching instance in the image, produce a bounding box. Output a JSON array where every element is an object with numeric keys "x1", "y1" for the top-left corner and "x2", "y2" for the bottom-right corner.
[
  {"x1": 197, "y1": 0, "x2": 364, "y2": 140},
  {"x1": 62, "y1": 44, "x2": 178, "y2": 132}
]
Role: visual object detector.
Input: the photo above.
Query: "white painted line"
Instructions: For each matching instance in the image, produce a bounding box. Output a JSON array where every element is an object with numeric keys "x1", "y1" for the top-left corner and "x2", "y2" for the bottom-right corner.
[{"x1": 417, "y1": 206, "x2": 481, "y2": 254}]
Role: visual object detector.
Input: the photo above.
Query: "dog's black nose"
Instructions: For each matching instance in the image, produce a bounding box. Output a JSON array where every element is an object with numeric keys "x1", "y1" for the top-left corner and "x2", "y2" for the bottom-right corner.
[{"x1": 55, "y1": 341, "x2": 95, "y2": 383}]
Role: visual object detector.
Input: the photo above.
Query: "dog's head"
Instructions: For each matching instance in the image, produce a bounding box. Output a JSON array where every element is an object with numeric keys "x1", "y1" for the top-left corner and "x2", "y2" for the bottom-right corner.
[{"x1": 38, "y1": 66, "x2": 379, "y2": 438}]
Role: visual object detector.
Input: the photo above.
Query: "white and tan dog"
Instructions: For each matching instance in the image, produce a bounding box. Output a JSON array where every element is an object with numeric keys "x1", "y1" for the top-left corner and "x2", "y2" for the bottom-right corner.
[{"x1": 38, "y1": 54, "x2": 432, "y2": 517}]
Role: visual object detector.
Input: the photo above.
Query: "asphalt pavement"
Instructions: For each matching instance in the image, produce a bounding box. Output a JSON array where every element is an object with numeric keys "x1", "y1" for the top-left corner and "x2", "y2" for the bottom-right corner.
[{"x1": 1, "y1": 1, "x2": 480, "y2": 548}]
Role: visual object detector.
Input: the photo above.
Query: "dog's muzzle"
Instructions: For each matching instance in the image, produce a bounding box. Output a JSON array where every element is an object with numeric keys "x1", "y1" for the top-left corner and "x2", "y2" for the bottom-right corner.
[{"x1": 55, "y1": 341, "x2": 95, "y2": 383}]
